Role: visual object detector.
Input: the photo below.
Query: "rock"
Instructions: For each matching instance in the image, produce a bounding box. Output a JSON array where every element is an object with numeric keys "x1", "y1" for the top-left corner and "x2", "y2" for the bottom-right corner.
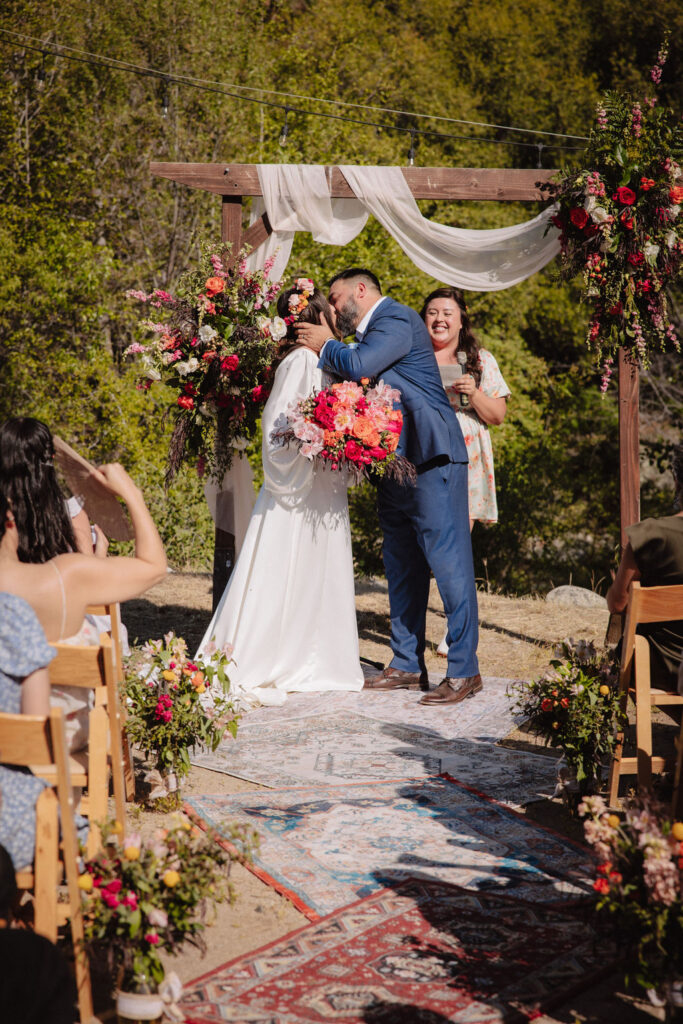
[{"x1": 545, "y1": 585, "x2": 608, "y2": 609}]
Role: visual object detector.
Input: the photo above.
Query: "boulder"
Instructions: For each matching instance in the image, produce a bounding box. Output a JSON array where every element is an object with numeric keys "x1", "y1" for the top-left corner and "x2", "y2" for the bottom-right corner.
[{"x1": 545, "y1": 585, "x2": 608, "y2": 609}]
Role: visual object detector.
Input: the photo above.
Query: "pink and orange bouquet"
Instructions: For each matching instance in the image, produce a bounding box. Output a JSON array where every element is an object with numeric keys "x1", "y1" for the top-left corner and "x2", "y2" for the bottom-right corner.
[{"x1": 273, "y1": 377, "x2": 416, "y2": 484}]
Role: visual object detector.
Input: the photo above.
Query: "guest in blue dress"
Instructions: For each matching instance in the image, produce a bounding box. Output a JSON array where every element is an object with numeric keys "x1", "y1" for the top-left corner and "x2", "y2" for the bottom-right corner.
[{"x1": 0, "y1": 592, "x2": 56, "y2": 870}]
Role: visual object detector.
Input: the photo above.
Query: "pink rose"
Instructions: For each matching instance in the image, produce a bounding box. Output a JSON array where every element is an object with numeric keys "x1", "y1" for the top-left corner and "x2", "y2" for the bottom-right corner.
[
  {"x1": 144, "y1": 932, "x2": 160, "y2": 945},
  {"x1": 344, "y1": 440, "x2": 363, "y2": 461},
  {"x1": 106, "y1": 879, "x2": 122, "y2": 894},
  {"x1": 220, "y1": 355, "x2": 239, "y2": 373}
]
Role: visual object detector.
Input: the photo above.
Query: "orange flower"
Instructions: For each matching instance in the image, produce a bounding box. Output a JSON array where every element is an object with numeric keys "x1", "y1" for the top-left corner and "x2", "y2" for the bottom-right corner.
[
  {"x1": 360, "y1": 377, "x2": 370, "y2": 386},
  {"x1": 385, "y1": 432, "x2": 399, "y2": 453},
  {"x1": 205, "y1": 277, "x2": 225, "y2": 297},
  {"x1": 323, "y1": 430, "x2": 344, "y2": 446},
  {"x1": 669, "y1": 186, "x2": 683, "y2": 204},
  {"x1": 352, "y1": 416, "x2": 381, "y2": 446}
]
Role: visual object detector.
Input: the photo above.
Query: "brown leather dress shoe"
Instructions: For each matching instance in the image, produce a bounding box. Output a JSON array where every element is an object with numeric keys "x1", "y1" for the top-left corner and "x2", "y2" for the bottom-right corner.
[
  {"x1": 419, "y1": 674, "x2": 483, "y2": 705},
  {"x1": 364, "y1": 667, "x2": 429, "y2": 691}
]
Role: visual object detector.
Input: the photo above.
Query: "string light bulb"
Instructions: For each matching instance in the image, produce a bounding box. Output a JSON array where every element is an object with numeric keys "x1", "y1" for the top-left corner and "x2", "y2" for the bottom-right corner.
[
  {"x1": 36, "y1": 52, "x2": 46, "y2": 88},
  {"x1": 407, "y1": 131, "x2": 416, "y2": 167},
  {"x1": 279, "y1": 107, "x2": 290, "y2": 147},
  {"x1": 161, "y1": 79, "x2": 170, "y2": 118}
]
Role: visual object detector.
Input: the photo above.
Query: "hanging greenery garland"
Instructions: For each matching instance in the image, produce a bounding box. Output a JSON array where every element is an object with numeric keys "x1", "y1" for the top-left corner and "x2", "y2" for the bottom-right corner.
[{"x1": 548, "y1": 41, "x2": 683, "y2": 391}]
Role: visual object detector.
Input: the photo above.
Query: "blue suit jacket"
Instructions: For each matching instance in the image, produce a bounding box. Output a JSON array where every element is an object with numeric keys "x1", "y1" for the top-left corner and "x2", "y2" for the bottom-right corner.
[{"x1": 319, "y1": 297, "x2": 467, "y2": 468}]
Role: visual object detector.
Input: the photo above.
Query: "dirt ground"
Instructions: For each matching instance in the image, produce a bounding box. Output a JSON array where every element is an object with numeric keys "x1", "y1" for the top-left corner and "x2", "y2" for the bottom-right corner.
[{"x1": 95, "y1": 574, "x2": 665, "y2": 1024}]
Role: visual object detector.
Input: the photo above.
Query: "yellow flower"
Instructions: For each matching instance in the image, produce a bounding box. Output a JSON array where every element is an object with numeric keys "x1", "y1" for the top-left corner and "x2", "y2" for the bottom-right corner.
[
  {"x1": 599, "y1": 685, "x2": 610, "y2": 696},
  {"x1": 163, "y1": 870, "x2": 180, "y2": 888},
  {"x1": 552, "y1": 721, "x2": 559, "y2": 730},
  {"x1": 163, "y1": 670, "x2": 177, "y2": 681},
  {"x1": 672, "y1": 822, "x2": 683, "y2": 842},
  {"x1": 124, "y1": 846, "x2": 141, "y2": 861},
  {"x1": 195, "y1": 683, "x2": 206, "y2": 694},
  {"x1": 111, "y1": 820, "x2": 124, "y2": 835},
  {"x1": 607, "y1": 814, "x2": 620, "y2": 829},
  {"x1": 78, "y1": 873, "x2": 94, "y2": 891}
]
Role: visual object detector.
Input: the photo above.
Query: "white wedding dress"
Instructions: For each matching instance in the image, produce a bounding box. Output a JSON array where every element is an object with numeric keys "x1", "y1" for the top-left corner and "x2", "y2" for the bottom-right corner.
[{"x1": 197, "y1": 347, "x2": 364, "y2": 707}]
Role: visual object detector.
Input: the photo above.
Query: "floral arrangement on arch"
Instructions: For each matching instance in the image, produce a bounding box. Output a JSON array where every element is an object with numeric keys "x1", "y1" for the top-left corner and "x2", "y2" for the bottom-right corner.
[
  {"x1": 508, "y1": 638, "x2": 624, "y2": 798},
  {"x1": 548, "y1": 42, "x2": 683, "y2": 390},
  {"x1": 272, "y1": 377, "x2": 417, "y2": 485},
  {"x1": 580, "y1": 794, "x2": 683, "y2": 998},
  {"x1": 123, "y1": 632, "x2": 238, "y2": 787},
  {"x1": 79, "y1": 816, "x2": 258, "y2": 993},
  {"x1": 125, "y1": 242, "x2": 285, "y2": 482}
]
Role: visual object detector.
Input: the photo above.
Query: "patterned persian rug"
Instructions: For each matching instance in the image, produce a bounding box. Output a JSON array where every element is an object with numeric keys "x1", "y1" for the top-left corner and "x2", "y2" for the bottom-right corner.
[
  {"x1": 186, "y1": 776, "x2": 593, "y2": 921},
  {"x1": 181, "y1": 878, "x2": 607, "y2": 1024},
  {"x1": 190, "y1": 711, "x2": 556, "y2": 808}
]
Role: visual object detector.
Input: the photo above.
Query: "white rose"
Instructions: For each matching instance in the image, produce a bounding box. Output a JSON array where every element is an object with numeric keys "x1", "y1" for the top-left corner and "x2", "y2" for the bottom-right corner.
[
  {"x1": 643, "y1": 242, "x2": 660, "y2": 265},
  {"x1": 670, "y1": 204, "x2": 680, "y2": 220},
  {"x1": 665, "y1": 230, "x2": 677, "y2": 249},
  {"x1": 584, "y1": 196, "x2": 597, "y2": 213},
  {"x1": 177, "y1": 357, "x2": 200, "y2": 376},
  {"x1": 590, "y1": 206, "x2": 610, "y2": 224},
  {"x1": 257, "y1": 315, "x2": 271, "y2": 334},
  {"x1": 198, "y1": 324, "x2": 218, "y2": 343},
  {"x1": 270, "y1": 316, "x2": 288, "y2": 342}
]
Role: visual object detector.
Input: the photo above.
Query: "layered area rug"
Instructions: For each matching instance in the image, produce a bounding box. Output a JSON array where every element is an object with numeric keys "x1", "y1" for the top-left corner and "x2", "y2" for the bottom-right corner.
[
  {"x1": 181, "y1": 878, "x2": 606, "y2": 1024},
  {"x1": 190, "y1": 710, "x2": 555, "y2": 806},
  {"x1": 186, "y1": 775, "x2": 593, "y2": 920}
]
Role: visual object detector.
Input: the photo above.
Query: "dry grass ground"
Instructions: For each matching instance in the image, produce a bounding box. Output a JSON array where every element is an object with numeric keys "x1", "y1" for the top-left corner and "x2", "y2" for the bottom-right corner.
[{"x1": 96, "y1": 574, "x2": 665, "y2": 1024}]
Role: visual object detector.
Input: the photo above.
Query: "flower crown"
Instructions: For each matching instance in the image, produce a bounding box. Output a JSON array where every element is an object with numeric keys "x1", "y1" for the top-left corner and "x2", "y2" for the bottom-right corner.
[{"x1": 284, "y1": 278, "x2": 315, "y2": 326}]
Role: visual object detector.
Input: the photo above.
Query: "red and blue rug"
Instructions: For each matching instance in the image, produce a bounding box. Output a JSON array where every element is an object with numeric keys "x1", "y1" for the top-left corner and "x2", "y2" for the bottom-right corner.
[
  {"x1": 186, "y1": 775, "x2": 593, "y2": 921},
  {"x1": 181, "y1": 878, "x2": 607, "y2": 1024}
]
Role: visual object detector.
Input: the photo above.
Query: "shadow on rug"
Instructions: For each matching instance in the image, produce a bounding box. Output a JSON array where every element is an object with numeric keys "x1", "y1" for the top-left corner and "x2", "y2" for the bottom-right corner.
[
  {"x1": 186, "y1": 775, "x2": 593, "y2": 921},
  {"x1": 190, "y1": 711, "x2": 557, "y2": 807},
  {"x1": 181, "y1": 878, "x2": 608, "y2": 1024}
]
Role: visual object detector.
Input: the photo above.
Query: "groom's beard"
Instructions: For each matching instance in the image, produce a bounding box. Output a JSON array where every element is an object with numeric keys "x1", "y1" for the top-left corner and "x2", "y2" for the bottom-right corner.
[{"x1": 334, "y1": 299, "x2": 359, "y2": 339}]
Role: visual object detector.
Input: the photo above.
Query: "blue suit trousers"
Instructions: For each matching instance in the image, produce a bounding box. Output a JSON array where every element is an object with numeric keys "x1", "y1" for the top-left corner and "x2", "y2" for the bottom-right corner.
[{"x1": 377, "y1": 460, "x2": 479, "y2": 679}]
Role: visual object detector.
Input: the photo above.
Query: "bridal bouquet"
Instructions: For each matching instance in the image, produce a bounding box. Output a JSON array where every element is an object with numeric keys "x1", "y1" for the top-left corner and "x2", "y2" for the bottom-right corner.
[
  {"x1": 125, "y1": 242, "x2": 284, "y2": 483},
  {"x1": 272, "y1": 377, "x2": 416, "y2": 484}
]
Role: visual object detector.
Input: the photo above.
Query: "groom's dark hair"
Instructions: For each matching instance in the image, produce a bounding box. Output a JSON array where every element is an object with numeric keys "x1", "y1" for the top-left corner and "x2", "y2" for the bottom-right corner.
[{"x1": 329, "y1": 268, "x2": 382, "y2": 293}]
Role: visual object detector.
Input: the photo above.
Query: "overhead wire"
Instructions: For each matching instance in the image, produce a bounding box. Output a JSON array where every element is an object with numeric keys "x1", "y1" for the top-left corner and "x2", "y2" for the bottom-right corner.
[{"x1": 1, "y1": 31, "x2": 587, "y2": 158}]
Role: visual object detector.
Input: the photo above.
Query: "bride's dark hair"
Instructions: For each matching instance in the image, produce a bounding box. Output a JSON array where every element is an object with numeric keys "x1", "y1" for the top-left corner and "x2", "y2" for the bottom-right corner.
[
  {"x1": 272, "y1": 286, "x2": 339, "y2": 370},
  {"x1": 0, "y1": 417, "x2": 76, "y2": 563}
]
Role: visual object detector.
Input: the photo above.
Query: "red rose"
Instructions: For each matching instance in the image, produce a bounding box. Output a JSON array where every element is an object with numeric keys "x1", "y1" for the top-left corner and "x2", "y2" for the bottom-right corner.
[
  {"x1": 344, "y1": 440, "x2": 363, "y2": 461},
  {"x1": 608, "y1": 302, "x2": 623, "y2": 316},
  {"x1": 569, "y1": 207, "x2": 589, "y2": 229},
  {"x1": 640, "y1": 177, "x2": 655, "y2": 191},
  {"x1": 220, "y1": 354, "x2": 239, "y2": 373},
  {"x1": 367, "y1": 446, "x2": 388, "y2": 460},
  {"x1": 550, "y1": 213, "x2": 565, "y2": 230},
  {"x1": 251, "y1": 385, "x2": 270, "y2": 403},
  {"x1": 628, "y1": 252, "x2": 645, "y2": 266},
  {"x1": 619, "y1": 210, "x2": 634, "y2": 230},
  {"x1": 540, "y1": 698, "x2": 553, "y2": 712},
  {"x1": 613, "y1": 186, "x2": 636, "y2": 205},
  {"x1": 106, "y1": 879, "x2": 122, "y2": 893},
  {"x1": 593, "y1": 878, "x2": 610, "y2": 895},
  {"x1": 177, "y1": 394, "x2": 195, "y2": 410}
]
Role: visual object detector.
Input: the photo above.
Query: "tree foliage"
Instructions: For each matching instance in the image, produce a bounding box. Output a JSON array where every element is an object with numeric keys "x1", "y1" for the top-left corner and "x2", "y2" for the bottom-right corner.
[{"x1": 1, "y1": 0, "x2": 681, "y2": 590}]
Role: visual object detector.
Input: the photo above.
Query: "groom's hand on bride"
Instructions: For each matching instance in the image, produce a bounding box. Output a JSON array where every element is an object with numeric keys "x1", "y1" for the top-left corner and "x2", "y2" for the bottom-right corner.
[{"x1": 294, "y1": 314, "x2": 333, "y2": 354}]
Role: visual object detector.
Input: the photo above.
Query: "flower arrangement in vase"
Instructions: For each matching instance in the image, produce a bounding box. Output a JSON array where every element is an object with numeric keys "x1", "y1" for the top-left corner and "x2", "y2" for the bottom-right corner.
[
  {"x1": 509, "y1": 639, "x2": 624, "y2": 805},
  {"x1": 548, "y1": 41, "x2": 682, "y2": 390},
  {"x1": 123, "y1": 632, "x2": 237, "y2": 796},
  {"x1": 580, "y1": 794, "x2": 683, "y2": 1006},
  {"x1": 79, "y1": 816, "x2": 258, "y2": 1016},
  {"x1": 125, "y1": 242, "x2": 284, "y2": 483}
]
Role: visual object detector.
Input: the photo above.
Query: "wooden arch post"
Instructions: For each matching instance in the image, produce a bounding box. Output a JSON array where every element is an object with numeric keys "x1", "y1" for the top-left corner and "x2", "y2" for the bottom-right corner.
[{"x1": 150, "y1": 162, "x2": 640, "y2": 604}]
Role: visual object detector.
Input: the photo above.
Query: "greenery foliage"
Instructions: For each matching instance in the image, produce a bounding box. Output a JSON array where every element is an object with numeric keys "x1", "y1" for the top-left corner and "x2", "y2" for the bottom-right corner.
[
  {"x1": 509, "y1": 639, "x2": 625, "y2": 789},
  {"x1": 1, "y1": 0, "x2": 682, "y2": 591}
]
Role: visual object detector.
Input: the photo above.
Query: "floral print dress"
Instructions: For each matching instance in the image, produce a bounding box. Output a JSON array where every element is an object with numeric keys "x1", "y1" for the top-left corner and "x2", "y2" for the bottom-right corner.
[{"x1": 440, "y1": 349, "x2": 510, "y2": 523}]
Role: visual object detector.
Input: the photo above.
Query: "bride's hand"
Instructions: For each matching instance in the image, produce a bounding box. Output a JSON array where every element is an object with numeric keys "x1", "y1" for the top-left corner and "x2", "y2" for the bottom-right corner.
[{"x1": 294, "y1": 314, "x2": 334, "y2": 353}]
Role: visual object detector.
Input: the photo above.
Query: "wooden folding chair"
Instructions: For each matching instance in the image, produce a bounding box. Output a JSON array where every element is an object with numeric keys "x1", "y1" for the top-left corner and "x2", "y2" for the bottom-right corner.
[
  {"x1": 0, "y1": 706, "x2": 94, "y2": 1023},
  {"x1": 608, "y1": 582, "x2": 683, "y2": 805},
  {"x1": 49, "y1": 635, "x2": 127, "y2": 854},
  {"x1": 86, "y1": 602, "x2": 135, "y2": 801}
]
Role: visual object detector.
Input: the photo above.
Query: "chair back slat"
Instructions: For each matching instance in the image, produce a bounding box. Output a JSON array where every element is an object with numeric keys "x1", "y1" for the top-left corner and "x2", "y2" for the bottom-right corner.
[
  {"x1": 49, "y1": 642, "x2": 105, "y2": 689},
  {"x1": 632, "y1": 583, "x2": 683, "y2": 623},
  {"x1": 0, "y1": 713, "x2": 54, "y2": 766}
]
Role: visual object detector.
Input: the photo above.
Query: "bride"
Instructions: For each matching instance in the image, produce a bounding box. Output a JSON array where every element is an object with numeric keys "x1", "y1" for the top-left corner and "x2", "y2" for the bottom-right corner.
[{"x1": 196, "y1": 280, "x2": 364, "y2": 707}]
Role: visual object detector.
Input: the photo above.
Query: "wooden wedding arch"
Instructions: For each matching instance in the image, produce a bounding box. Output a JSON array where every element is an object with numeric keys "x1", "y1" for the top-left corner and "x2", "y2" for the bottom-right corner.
[{"x1": 150, "y1": 162, "x2": 640, "y2": 602}]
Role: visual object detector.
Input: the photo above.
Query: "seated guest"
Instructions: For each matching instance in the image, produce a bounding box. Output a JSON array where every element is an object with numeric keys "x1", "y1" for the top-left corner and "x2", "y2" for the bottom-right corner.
[
  {"x1": 0, "y1": 418, "x2": 140, "y2": 744},
  {"x1": 607, "y1": 443, "x2": 683, "y2": 688}
]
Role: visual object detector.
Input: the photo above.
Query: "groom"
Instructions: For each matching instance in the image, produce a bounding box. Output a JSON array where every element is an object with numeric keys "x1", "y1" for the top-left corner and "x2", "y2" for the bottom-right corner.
[{"x1": 296, "y1": 268, "x2": 480, "y2": 705}]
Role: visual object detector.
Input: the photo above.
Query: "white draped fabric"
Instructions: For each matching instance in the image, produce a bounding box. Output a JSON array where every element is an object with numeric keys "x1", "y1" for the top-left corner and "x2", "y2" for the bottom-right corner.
[{"x1": 247, "y1": 164, "x2": 560, "y2": 291}]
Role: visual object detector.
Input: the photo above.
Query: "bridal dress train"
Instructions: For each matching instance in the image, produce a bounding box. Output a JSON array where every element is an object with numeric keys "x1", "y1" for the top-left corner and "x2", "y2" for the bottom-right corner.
[{"x1": 197, "y1": 347, "x2": 364, "y2": 707}]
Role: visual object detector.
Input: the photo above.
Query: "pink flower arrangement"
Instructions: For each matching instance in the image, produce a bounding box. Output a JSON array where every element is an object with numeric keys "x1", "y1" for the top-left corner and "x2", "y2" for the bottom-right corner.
[
  {"x1": 272, "y1": 377, "x2": 416, "y2": 484},
  {"x1": 125, "y1": 242, "x2": 282, "y2": 482},
  {"x1": 580, "y1": 793, "x2": 683, "y2": 993}
]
